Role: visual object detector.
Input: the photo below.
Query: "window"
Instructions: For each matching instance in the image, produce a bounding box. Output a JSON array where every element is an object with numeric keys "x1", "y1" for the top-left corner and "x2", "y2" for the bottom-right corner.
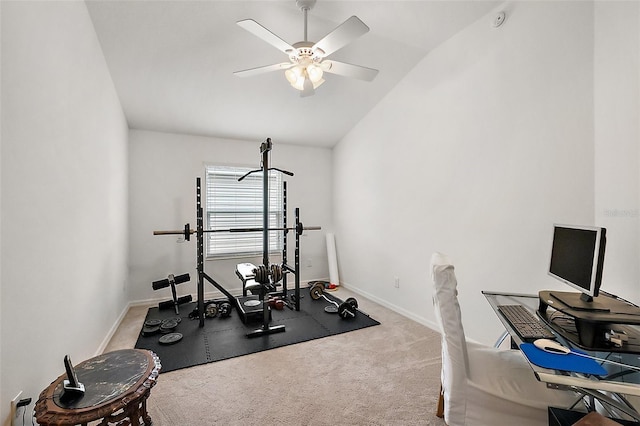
[{"x1": 205, "y1": 165, "x2": 283, "y2": 258}]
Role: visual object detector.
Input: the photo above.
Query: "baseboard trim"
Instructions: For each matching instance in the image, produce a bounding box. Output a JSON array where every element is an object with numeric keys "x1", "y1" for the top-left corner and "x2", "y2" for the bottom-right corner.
[
  {"x1": 340, "y1": 281, "x2": 440, "y2": 332},
  {"x1": 95, "y1": 301, "x2": 131, "y2": 356}
]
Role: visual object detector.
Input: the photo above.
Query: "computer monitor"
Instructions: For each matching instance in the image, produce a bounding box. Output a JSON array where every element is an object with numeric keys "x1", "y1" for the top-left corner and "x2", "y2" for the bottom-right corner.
[{"x1": 548, "y1": 224, "x2": 606, "y2": 309}]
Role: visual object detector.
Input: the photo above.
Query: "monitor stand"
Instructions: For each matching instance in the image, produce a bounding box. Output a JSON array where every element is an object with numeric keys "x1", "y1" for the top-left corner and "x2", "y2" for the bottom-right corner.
[
  {"x1": 549, "y1": 291, "x2": 611, "y2": 312},
  {"x1": 539, "y1": 290, "x2": 640, "y2": 352}
]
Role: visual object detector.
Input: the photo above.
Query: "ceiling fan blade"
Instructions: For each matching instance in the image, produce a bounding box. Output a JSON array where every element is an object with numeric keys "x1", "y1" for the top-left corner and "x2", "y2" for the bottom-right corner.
[
  {"x1": 237, "y1": 19, "x2": 295, "y2": 54},
  {"x1": 312, "y1": 16, "x2": 369, "y2": 57},
  {"x1": 322, "y1": 60, "x2": 378, "y2": 82},
  {"x1": 234, "y1": 62, "x2": 293, "y2": 78}
]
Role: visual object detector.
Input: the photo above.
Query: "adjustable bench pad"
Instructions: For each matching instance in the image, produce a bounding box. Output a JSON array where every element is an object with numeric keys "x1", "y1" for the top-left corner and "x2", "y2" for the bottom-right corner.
[{"x1": 236, "y1": 263, "x2": 261, "y2": 292}]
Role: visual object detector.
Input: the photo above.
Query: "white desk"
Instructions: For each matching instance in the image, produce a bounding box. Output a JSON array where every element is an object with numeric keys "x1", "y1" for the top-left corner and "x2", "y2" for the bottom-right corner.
[{"x1": 483, "y1": 291, "x2": 640, "y2": 421}]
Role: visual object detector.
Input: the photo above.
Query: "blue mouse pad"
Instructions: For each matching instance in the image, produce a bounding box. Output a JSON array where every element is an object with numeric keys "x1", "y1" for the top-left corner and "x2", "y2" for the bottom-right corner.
[{"x1": 520, "y1": 343, "x2": 607, "y2": 376}]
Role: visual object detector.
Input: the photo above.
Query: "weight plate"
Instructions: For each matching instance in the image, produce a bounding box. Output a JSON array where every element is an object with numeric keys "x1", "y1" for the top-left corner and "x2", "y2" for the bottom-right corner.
[
  {"x1": 345, "y1": 297, "x2": 358, "y2": 309},
  {"x1": 324, "y1": 305, "x2": 338, "y2": 314},
  {"x1": 161, "y1": 318, "x2": 179, "y2": 328},
  {"x1": 160, "y1": 319, "x2": 179, "y2": 333},
  {"x1": 338, "y1": 302, "x2": 357, "y2": 319},
  {"x1": 219, "y1": 302, "x2": 232, "y2": 318},
  {"x1": 310, "y1": 283, "x2": 324, "y2": 300},
  {"x1": 144, "y1": 319, "x2": 162, "y2": 327},
  {"x1": 142, "y1": 325, "x2": 160, "y2": 336},
  {"x1": 254, "y1": 265, "x2": 269, "y2": 284},
  {"x1": 158, "y1": 332, "x2": 183, "y2": 345},
  {"x1": 244, "y1": 300, "x2": 261, "y2": 307},
  {"x1": 205, "y1": 304, "x2": 218, "y2": 318}
]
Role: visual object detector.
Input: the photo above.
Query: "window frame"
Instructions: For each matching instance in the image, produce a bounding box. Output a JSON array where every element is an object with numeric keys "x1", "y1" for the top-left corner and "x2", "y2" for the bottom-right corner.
[{"x1": 204, "y1": 164, "x2": 284, "y2": 260}]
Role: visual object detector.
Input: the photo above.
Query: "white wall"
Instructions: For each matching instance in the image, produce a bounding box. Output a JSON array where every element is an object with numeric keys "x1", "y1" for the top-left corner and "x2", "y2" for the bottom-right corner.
[
  {"x1": 333, "y1": 1, "x2": 601, "y2": 344},
  {"x1": 128, "y1": 130, "x2": 332, "y2": 303},
  {"x1": 0, "y1": 2, "x2": 4, "y2": 419},
  {"x1": 0, "y1": 2, "x2": 128, "y2": 424},
  {"x1": 594, "y1": 1, "x2": 640, "y2": 301}
]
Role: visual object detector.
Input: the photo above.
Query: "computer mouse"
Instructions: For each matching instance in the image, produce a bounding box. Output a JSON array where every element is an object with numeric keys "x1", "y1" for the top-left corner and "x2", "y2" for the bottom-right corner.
[{"x1": 533, "y1": 338, "x2": 571, "y2": 355}]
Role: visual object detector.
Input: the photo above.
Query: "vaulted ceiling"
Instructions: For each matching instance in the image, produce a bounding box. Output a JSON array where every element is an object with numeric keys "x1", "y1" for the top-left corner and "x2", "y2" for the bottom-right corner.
[{"x1": 86, "y1": 1, "x2": 499, "y2": 147}]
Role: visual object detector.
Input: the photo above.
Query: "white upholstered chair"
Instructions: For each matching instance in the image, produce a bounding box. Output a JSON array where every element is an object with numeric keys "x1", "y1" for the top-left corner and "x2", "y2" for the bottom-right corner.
[{"x1": 431, "y1": 252, "x2": 581, "y2": 426}]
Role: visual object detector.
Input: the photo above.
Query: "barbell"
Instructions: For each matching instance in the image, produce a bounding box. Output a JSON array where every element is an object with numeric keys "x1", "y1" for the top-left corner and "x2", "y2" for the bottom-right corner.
[
  {"x1": 153, "y1": 222, "x2": 321, "y2": 241},
  {"x1": 309, "y1": 282, "x2": 358, "y2": 319}
]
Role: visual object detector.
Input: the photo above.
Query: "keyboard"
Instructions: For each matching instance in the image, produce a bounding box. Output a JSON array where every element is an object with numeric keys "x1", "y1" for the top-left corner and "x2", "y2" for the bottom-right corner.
[{"x1": 497, "y1": 304, "x2": 556, "y2": 341}]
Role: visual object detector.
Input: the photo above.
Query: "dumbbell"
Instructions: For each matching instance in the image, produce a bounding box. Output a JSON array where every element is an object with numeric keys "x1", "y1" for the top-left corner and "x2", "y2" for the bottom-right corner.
[
  {"x1": 218, "y1": 302, "x2": 232, "y2": 318},
  {"x1": 197, "y1": 301, "x2": 233, "y2": 319},
  {"x1": 268, "y1": 296, "x2": 285, "y2": 310},
  {"x1": 309, "y1": 282, "x2": 358, "y2": 320},
  {"x1": 205, "y1": 302, "x2": 218, "y2": 318}
]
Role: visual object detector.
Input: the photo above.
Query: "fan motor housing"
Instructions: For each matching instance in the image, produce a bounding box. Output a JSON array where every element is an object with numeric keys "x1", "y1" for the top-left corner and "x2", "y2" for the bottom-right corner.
[
  {"x1": 289, "y1": 42, "x2": 324, "y2": 63},
  {"x1": 296, "y1": 0, "x2": 316, "y2": 11}
]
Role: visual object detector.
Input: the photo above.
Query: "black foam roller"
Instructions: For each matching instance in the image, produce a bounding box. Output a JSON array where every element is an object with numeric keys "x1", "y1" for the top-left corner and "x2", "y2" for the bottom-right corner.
[
  {"x1": 174, "y1": 273, "x2": 190, "y2": 285},
  {"x1": 152, "y1": 279, "x2": 169, "y2": 290},
  {"x1": 177, "y1": 294, "x2": 192, "y2": 304},
  {"x1": 158, "y1": 295, "x2": 192, "y2": 310},
  {"x1": 152, "y1": 273, "x2": 190, "y2": 290}
]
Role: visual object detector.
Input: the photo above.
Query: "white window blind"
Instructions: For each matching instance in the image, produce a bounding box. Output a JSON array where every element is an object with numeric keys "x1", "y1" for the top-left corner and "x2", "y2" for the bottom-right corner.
[{"x1": 205, "y1": 165, "x2": 283, "y2": 258}]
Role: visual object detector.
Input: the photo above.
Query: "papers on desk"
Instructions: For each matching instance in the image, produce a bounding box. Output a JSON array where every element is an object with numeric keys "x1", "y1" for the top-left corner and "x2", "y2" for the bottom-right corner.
[{"x1": 520, "y1": 343, "x2": 608, "y2": 376}]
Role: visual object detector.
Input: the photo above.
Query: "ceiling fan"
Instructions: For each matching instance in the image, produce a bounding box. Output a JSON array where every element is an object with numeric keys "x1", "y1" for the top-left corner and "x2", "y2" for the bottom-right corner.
[{"x1": 233, "y1": 0, "x2": 379, "y2": 97}]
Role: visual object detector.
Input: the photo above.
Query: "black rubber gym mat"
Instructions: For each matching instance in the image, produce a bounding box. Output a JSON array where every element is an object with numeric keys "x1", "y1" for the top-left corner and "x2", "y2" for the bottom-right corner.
[{"x1": 135, "y1": 290, "x2": 380, "y2": 373}]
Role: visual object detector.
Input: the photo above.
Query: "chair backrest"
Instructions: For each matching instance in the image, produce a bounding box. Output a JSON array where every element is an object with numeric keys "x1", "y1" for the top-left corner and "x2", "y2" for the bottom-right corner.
[{"x1": 431, "y1": 252, "x2": 469, "y2": 425}]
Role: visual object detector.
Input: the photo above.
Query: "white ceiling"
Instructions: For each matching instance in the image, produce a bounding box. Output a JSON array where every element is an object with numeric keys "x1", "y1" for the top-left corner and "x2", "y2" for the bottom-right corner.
[{"x1": 86, "y1": 0, "x2": 500, "y2": 148}]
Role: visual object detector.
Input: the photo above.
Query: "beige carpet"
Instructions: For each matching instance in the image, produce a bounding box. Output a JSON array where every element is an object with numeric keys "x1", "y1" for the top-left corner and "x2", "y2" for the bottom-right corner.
[{"x1": 105, "y1": 287, "x2": 446, "y2": 425}]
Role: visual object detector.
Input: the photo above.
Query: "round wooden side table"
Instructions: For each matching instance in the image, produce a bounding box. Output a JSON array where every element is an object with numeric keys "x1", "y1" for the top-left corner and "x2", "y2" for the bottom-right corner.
[{"x1": 35, "y1": 349, "x2": 161, "y2": 426}]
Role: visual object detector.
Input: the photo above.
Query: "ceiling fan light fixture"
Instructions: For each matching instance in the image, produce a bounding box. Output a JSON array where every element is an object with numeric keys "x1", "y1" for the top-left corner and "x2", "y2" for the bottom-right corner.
[
  {"x1": 285, "y1": 65, "x2": 323, "y2": 91},
  {"x1": 286, "y1": 66, "x2": 306, "y2": 90},
  {"x1": 290, "y1": 78, "x2": 305, "y2": 91},
  {"x1": 306, "y1": 64, "x2": 323, "y2": 83},
  {"x1": 285, "y1": 66, "x2": 303, "y2": 85}
]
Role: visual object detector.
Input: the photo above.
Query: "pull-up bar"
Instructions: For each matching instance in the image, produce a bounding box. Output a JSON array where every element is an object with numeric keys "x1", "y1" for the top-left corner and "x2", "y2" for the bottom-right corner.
[{"x1": 238, "y1": 167, "x2": 294, "y2": 181}]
